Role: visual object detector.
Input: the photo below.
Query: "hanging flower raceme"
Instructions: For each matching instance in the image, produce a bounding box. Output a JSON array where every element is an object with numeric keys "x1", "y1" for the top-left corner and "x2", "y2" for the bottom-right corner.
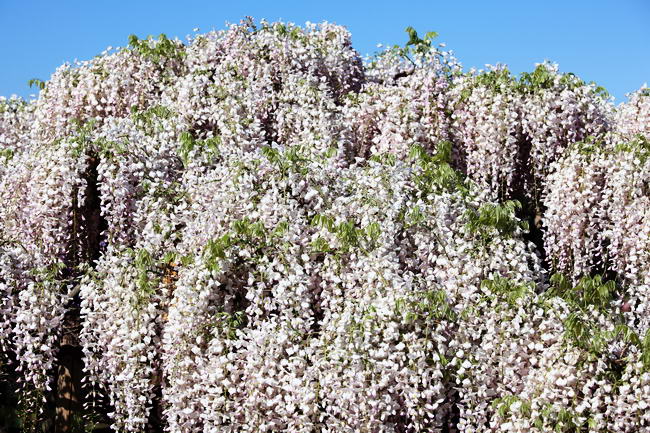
[
  {"x1": 616, "y1": 87, "x2": 650, "y2": 140},
  {"x1": 518, "y1": 63, "x2": 613, "y2": 205},
  {"x1": 0, "y1": 133, "x2": 90, "y2": 401},
  {"x1": 544, "y1": 135, "x2": 650, "y2": 335},
  {"x1": 449, "y1": 67, "x2": 522, "y2": 200},
  {"x1": 0, "y1": 97, "x2": 33, "y2": 164},
  {"x1": 543, "y1": 139, "x2": 610, "y2": 280}
]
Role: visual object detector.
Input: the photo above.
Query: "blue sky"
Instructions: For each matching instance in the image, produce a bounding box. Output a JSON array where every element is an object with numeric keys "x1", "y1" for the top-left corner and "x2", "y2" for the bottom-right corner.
[{"x1": 0, "y1": 0, "x2": 648, "y2": 102}]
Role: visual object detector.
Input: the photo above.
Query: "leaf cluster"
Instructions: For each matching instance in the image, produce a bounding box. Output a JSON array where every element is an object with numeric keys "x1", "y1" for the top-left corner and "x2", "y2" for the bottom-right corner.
[
  {"x1": 203, "y1": 218, "x2": 287, "y2": 273},
  {"x1": 404, "y1": 27, "x2": 439, "y2": 56},
  {"x1": 409, "y1": 141, "x2": 465, "y2": 196},
  {"x1": 27, "y1": 78, "x2": 46, "y2": 91},
  {"x1": 178, "y1": 131, "x2": 221, "y2": 167},
  {"x1": 0, "y1": 148, "x2": 14, "y2": 164},
  {"x1": 395, "y1": 289, "x2": 456, "y2": 324},
  {"x1": 481, "y1": 277, "x2": 535, "y2": 308},
  {"x1": 546, "y1": 273, "x2": 616, "y2": 313},
  {"x1": 272, "y1": 22, "x2": 307, "y2": 43},
  {"x1": 459, "y1": 63, "x2": 609, "y2": 102},
  {"x1": 261, "y1": 145, "x2": 311, "y2": 176},
  {"x1": 127, "y1": 33, "x2": 185, "y2": 64},
  {"x1": 459, "y1": 68, "x2": 516, "y2": 102},
  {"x1": 546, "y1": 274, "x2": 650, "y2": 372},
  {"x1": 491, "y1": 394, "x2": 532, "y2": 419},
  {"x1": 130, "y1": 105, "x2": 174, "y2": 135},
  {"x1": 466, "y1": 200, "x2": 528, "y2": 240},
  {"x1": 310, "y1": 214, "x2": 381, "y2": 254}
]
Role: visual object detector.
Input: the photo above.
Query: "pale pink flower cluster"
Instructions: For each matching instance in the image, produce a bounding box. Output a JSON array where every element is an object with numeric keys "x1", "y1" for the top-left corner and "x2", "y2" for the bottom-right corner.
[
  {"x1": 519, "y1": 64, "x2": 612, "y2": 200},
  {"x1": 447, "y1": 63, "x2": 612, "y2": 203},
  {"x1": 616, "y1": 86, "x2": 650, "y2": 139},
  {"x1": 544, "y1": 142, "x2": 610, "y2": 278},
  {"x1": 31, "y1": 40, "x2": 184, "y2": 142},
  {"x1": 449, "y1": 69, "x2": 521, "y2": 200},
  {"x1": 0, "y1": 96, "x2": 33, "y2": 157},
  {"x1": 344, "y1": 55, "x2": 453, "y2": 160},
  {"x1": 545, "y1": 135, "x2": 650, "y2": 334},
  {"x1": 0, "y1": 136, "x2": 89, "y2": 394}
]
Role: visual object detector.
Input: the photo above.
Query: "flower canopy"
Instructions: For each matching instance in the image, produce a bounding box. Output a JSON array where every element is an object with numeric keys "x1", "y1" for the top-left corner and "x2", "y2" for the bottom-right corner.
[{"x1": 0, "y1": 18, "x2": 649, "y2": 433}]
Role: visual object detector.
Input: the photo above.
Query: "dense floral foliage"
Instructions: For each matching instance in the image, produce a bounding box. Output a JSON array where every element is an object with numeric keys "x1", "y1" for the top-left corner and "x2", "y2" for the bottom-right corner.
[{"x1": 0, "y1": 18, "x2": 649, "y2": 432}]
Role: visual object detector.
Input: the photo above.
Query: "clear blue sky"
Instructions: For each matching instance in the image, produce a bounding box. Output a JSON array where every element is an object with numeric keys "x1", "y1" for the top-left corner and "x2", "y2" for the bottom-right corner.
[{"x1": 0, "y1": 0, "x2": 648, "y2": 102}]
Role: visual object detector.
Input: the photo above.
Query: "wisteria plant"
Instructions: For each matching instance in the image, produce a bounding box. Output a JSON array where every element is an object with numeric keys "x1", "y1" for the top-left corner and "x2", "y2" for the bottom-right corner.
[{"x1": 0, "y1": 18, "x2": 649, "y2": 433}]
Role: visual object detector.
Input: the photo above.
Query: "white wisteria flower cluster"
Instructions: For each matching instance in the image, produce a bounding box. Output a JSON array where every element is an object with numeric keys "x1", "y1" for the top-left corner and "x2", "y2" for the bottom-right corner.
[{"x1": 0, "y1": 18, "x2": 649, "y2": 432}]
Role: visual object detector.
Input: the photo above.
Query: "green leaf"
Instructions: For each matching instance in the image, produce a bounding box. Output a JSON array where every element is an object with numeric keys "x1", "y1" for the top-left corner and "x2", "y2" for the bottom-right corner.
[
  {"x1": 405, "y1": 26, "x2": 419, "y2": 46},
  {"x1": 424, "y1": 31, "x2": 439, "y2": 41},
  {"x1": 27, "y1": 78, "x2": 46, "y2": 90}
]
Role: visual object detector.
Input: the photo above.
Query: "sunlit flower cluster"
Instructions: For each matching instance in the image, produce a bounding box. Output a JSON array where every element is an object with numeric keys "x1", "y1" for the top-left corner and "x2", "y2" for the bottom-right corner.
[
  {"x1": 545, "y1": 135, "x2": 650, "y2": 334},
  {"x1": 616, "y1": 86, "x2": 650, "y2": 140},
  {"x1": 0, "y1": 18, "x2": 649, "y2": 433},
  {"x1": 446, "y1": 63, "x2": 613, "y2": 204}
]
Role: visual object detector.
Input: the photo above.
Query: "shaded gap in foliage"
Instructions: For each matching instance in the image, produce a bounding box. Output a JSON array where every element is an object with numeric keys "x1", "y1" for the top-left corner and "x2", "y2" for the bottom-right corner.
[{"x1": 56, "y1": 154, "x2": 109, "y2": 432}]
